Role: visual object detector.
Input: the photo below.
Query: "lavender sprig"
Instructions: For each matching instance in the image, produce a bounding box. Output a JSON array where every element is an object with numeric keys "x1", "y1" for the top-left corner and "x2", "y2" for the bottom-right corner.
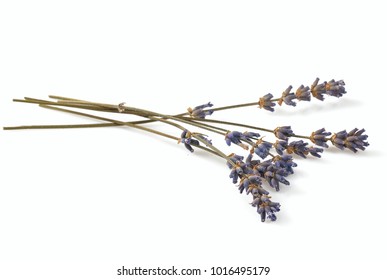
[{"x1": 3, "y1": 77, "x2": 369, "y2": 223}]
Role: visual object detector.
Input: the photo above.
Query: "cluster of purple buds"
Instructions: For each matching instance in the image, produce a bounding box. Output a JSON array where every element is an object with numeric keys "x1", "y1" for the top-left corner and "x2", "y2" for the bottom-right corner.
[
  {"x1": 225, "y1": 131, "x2": 260, "y2": 149},
  {"x1": 238, "y1": 175, "x2": 265, "y2": 194},
  {"x1": 325, "y1": 79, "x2": 346, "y2": 98},
  {"x1": 278, "y1": 86, "x2": 297, "y2": 107},
  {"x1": 258, "y1": 93, "x2": 276, "y2": 112},
  {"x1": 287, "y1": 140, "x2": 323, "y2": 158},
  {"x1": 179, "y1": 130, "x2": 200, "y2": 153},
  {"x1": 180, "y1": 80, "x2": 367, "y2": 223},
  {"x1": 295, "y1": 85, "x2": 311, "y2": 101},
  {"x1": 264, "y1": 165, "x2": 290, "y2": 191},
  {"x1": 259, "y1": 78, "x2": 346, "y2": 112},
  {"x1": 331, "y1": 128, "x2": 369, "y2": 152},
  {"x1": 311, "y1": 78, "x2": 346, "y2": 101},
  {"x1": 248, "y1": 158, "x2": 291, "y2": 191},
  {"x1": 274, "y1": 139, "x2": 288, "y2": 155},
  {"x1": 310, "y1": 128, "x2": 331, "y2": 148},
  {"x1": 251, "y1": 195, "x2": 281, "y2": 222},
  {"x1": 274, "y1": 126, "x2": 294, "y2": 140},
  {"x1": 227, "y1": 154, "x2": 249, "y2": 184},
  {"x1": 252, "y1": 139, "x2": 272, "y2": 159},
  {"x1": 187, "y1": 102, "x2": 214, "y2": 119},
  {"x1": 273, "y1": 155, "x2": 297, "y2": 174}
]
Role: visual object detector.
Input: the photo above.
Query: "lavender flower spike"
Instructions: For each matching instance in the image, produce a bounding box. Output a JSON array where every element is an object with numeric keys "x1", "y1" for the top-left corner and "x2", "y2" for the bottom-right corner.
[
  {"x1": 310, "y1": 128, "x2": 331, "y2": 148},
  {"x1": 187, "y1": 102, "x2": 214, "y2": 119},
  {"x1": 258, "y1": 93, "x2": 276, "y2": 112}
]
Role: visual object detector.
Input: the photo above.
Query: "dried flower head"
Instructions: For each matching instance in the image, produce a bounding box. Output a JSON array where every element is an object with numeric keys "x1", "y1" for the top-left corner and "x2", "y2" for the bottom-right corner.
[
  {"x1": 278, "y1": 86, "x2": 297, "y2": 107},
  {"x1": 187, "y1": 102, "x2": 214, "y2": 118},
  {"x1": 310, "y1": 128, "x2": 331, "y2": 148},
  {"x1": 258, "y1": 93, "x2": 276, "y2": 112},
  {"x1": 331, "y1": 128, "x2": 369, "y2": 152},
  {"x1": 274, "y1": 126, "x2": 294, "y2": 140},
  {"x1": 295, "y1": 85, "x2": 311, "y2": 101},
  {"x1": 179, "y1": 129, "x2": 200, "y2": 152}
]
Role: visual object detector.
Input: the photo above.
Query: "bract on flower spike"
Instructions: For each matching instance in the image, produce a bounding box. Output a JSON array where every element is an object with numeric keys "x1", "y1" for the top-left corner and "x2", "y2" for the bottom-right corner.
[{"x1": 3, "y1": 77, "x2": 369, "y2": 223}]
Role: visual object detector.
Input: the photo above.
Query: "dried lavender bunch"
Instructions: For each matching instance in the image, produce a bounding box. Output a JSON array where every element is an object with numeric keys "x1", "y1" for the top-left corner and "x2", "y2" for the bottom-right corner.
[{"x1": 3, "y1": 78, "x2": 369, "y2": 222}]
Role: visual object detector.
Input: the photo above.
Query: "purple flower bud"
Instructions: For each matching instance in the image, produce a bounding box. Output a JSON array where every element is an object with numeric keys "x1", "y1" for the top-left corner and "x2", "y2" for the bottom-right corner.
[
  {"x1": 325, "y1": 79, "x2": 346, "y2": 98},
  {"x1": 287, "y1": 140, "x2": 309, "y2": 158},
  {"x1": 259, "y1": 93, "x2": 276, "y2": 112},
  {"x1": 278, "y1": 86, "x2": 297, "y2": 107},
  {"x1": 274, "y1": 126, "x2": 294, "y2": 140},
  {"x1": 273, "y1": 155, "x2": 297, "y2": 174},
  {"x1": 251, "y1": 195, "x2": 281, "y2": 222},
  {"x1": 311, "y1": 77, "x2": 327, "y2": 101},
  {"x1": 308, "y1": 146, "x2": 324, "y2": 158},
  {"x1": 229, "y1": 169, "x2": 239, "y2": 184},
  {"x1": 239, "y1": 175, "x2": 265, "y2": 194},
  {"x1": 180, "y1": 129, "x2": 200, "y2": 152},
  {"x1": 225, "y1": 131, "x2": 244, "y2": 146},
  {"x1": 266, "y1": 210, "x2": 277, "y2": 221},
  {"x1": 255, "y1": 159, "x2": 273, "y2": 174},
  {"x1": 243, "y1": 131, "x2": 261, "y2": 140},
  {"x1": 310, "y1": 128, "x2": 331, "y2": 148},
  {"x1": 254, "y1": 141, "x2": 272, "y2": 159},
  {"x1": 264, "y1": 165, "x2": 290, "y2": 191},
  {"x1": 274, "y1": 140, "x2": 288, "y2": 155},
  {"x1": 296, "y1": 85, "x2": 311, "y2": 101},
  {"x1": 187, "y1": 102, "x2": 214, "y2": 119},
  {"x1": 343, "y1": 128, "x2": 369, "y2": 152},
  {"x1": 331, "y1": 130, "x2": 347, "y2": 150},
  {"x1": 249, "y1": 186, "x2": 269, "y2": 196},
  {"x1": 228, "y1": 161, "x2": 245, "y2": 184}
]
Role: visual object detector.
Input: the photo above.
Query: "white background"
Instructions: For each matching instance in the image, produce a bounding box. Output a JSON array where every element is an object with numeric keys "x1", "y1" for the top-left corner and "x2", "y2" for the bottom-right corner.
[{"x1": 1, "y1": 1, "x2": 386, "y2": 279}]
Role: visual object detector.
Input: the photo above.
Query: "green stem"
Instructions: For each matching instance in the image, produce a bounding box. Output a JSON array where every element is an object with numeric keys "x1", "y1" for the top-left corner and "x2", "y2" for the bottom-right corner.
[
  {"x1": 39, "y1": 105, "x2": 179, "y2": 141},
  {"x1": 39, "y1": 105, "x2": 232, "y2": 163},
  {"x1": 3, "y1": 123, "x2": 118, "y2": 130},
  {"x1": 181, "y1": 117, "x2": 274, "y2": 133},
  {"x1": 210, "y1": 102, "x2": 259, "y2": 112}
]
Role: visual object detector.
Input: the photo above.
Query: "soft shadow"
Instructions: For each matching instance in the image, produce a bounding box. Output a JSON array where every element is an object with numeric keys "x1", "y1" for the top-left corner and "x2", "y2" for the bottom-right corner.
[
  {"x1": 273, "y1": 98, "x2": 363, "y2": 117},
  {"x1": 323, "y1": 146, "x2": 381, "y2": 157}
]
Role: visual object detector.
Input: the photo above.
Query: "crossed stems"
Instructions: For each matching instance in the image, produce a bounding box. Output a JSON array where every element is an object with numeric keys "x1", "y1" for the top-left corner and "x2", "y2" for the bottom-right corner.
[{"x1": 3, "y1": 96, "x2": 326, "y2": 167}]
